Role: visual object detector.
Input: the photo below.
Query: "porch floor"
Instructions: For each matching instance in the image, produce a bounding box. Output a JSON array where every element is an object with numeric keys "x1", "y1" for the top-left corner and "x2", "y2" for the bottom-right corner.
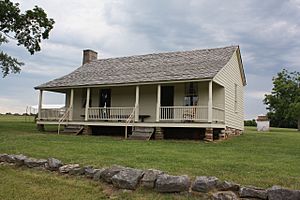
[{"x1": 37, "y1": 120, "x2": 225, "y2": 129}]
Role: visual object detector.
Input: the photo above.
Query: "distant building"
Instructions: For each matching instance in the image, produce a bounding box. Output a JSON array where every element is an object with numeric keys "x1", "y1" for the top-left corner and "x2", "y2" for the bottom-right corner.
[{"x1": 256, "y1": 115, "x2": 270, "y2": 131}]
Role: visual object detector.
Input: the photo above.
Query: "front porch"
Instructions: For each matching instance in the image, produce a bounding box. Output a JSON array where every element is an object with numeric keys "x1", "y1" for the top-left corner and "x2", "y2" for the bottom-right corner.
[
  {"x1": 39, "y1": 106, "x2": 225, "y2": 125},
  {"x1": 38, "y1": 81, "x2": 225, "y2": 124},
  {"x1": 37, "y1": 80, "x2": 226, "y2": 140}
]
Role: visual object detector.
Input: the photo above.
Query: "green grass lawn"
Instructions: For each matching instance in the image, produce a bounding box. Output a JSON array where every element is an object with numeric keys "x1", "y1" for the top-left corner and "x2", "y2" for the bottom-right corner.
[
  {"x1": 0, "y1": 115, "x2": 299, "y2": 199},
  {"x1": 1, "y1": 165, "x2": 197, "y2": 200}
]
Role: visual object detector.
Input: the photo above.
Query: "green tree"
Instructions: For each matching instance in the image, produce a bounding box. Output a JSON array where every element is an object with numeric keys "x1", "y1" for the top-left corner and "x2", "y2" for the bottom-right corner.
[
  {"x1": 244, "y1": 119, "x2": 257, "y2": 127},
  {"x1": 264, "y1": 69, "x2": 300, "y2": 130},
  {"x1": 0, "y1": 0, "x2": 54, "y2": 77}
]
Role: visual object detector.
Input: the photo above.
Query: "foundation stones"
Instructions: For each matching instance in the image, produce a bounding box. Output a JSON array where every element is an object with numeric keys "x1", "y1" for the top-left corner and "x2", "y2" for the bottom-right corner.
[{"x1": 204, "y1": 128, "x2": 213, "y2": 141}]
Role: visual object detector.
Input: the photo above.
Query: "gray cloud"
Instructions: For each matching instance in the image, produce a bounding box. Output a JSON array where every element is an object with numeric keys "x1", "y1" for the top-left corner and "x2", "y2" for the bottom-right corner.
[{"x1": 1, "y1": 0, "x2": 300, "y2": 119}]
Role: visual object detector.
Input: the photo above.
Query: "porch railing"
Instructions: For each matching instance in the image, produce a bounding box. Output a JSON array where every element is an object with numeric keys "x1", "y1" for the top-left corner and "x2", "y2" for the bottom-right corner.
[
  {"x1": 125, "y1": 106, "x2": 137, "y2": 139},
  {"x1": 40, "y1": 108, "x2": 65, "y2": 120},
  {"x1": 160, "y1": 106, "x2": 209, "y2": 121},
  {"x1": 88, "y1": 107, "x2": 135, "y2": 121},
  {"x1": 58, "y1": 106, "x2": 72, "y2": 135},
  {"x1": 212, "y1": 106, "x2": 225, "y2": 122},
  {"x1": 39, "y1": 106, "x2": 225, "y2": 123}
]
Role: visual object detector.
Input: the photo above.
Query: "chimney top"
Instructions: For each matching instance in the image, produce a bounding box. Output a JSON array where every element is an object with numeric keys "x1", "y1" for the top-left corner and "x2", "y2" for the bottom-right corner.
[{"x1": 82, "y1": 49, "x2": 98, "y2": 65}]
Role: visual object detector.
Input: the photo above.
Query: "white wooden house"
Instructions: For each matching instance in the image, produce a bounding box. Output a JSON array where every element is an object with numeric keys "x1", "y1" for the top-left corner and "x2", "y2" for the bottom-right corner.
[{"x1": 35, "y1": 46, "x2": 246, "y2": 141}]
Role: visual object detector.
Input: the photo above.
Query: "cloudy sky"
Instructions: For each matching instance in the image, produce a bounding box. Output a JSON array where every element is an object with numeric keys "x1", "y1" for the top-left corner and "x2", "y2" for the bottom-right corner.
[{"x1": 1, "y1": 0, "x2": 300, "y2": 119}]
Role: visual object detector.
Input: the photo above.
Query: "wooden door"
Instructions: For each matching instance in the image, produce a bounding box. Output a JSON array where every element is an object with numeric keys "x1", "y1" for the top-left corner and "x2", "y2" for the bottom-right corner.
[
  {"x1": 161, "y1": 86, "x2": 174, "y2": 119},
  {"x1": 161, "y1": 86, "x2": 174, "y2": 106},
  {"x1": 99, "y1": 89, "x2": 111, "y2": 107}
]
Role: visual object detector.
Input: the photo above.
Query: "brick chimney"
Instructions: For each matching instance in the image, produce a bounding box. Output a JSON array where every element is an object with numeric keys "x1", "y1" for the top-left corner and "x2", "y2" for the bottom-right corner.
[{"x1": 82, "y1": 49, "x2": 98, "y2": 65}]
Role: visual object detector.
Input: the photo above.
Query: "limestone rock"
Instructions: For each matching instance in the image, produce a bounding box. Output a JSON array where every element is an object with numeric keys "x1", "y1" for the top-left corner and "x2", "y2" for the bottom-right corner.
[
  {"x1": 192, "y1": 176, "x2": 220, "y2": 193},
  {"x1": 4, "y1": 154, "x2": 16, "y2": 163},
  {"x1": 0, "y1": 154, "x2": 26, "y2": 165},
  {"x1": 13, "y1": 154, "x2": 28, "y2": 166},
  {"x1": 83, "y1": 166, "x2": 95, "y2": 178},
  {"x1": 45, "y1": 158, "x2": 63, "y2": 171},
  {"x1": 24, "y1": 157, "x2": 47, "y2": 168},
  {"x1": 69, "y1": 167, "x2": 85, "y2": 176},
  {"x1": 217, "y1": 181, "x2": 240, "y2": 192},
  {"x1": 111, "y1": 168, "x2": 144, "y2": 190},
  {"x1": 267, "y1": 185, "x2": 300, "y2": 200},
  {"x1": 111, "y1": 168, "x2": 143, "y2": 189},
  {"x1": 59, "y1": 164, "x2": 80, "y2": 174},
  {"x1": 141, "y1": 169, "x2": 164, "y2": 189},
  {"x1": 239, "y1": 186, "x2": 267, "y2": 200},
  {"x1": 211, "y1": 191, "x2": 239, "y2": 200},
  {"x1": 0, "y1": 154, "x2": 8, "y2": 162},
  {"x1": 155, "y1": 174, "x2": 190, "y2": 193},
  {"x1": 100, "y1": 165, "x2": 126, "y2": 183},
  {"x1": 93, "y1": 168, "x2": 106, "y2": 181}
]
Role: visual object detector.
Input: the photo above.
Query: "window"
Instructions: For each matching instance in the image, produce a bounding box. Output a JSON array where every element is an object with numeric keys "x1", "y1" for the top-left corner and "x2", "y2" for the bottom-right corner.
[
  {"x1": 234, "y1": 84, "x2": 238, "y2": 112},
  {"x1": 184, "y1": 83, "x2": 198, "y2": 106}
]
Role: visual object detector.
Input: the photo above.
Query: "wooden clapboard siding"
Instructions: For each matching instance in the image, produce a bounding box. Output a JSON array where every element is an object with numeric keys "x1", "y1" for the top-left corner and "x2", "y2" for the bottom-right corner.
[
  {"x1": 213, "y1": 50, "x2": 244, "y2": 130},
  {"x1": 139, "y1": 85, "x2": 157, "y2": 122},
  {"x1": 111, "y1": 86, "x2": 135, "y2": 107},
  {"x1": 72, "y1": 88, "x2": 84, "y2": 120}
]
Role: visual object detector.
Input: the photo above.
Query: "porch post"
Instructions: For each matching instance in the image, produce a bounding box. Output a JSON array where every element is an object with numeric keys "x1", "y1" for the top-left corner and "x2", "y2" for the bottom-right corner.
[
  {"x1": 38, "y1": 90, "x2": 43, "y2": 120},
  {"x1": 135, "y1": 85, "x2": 139, "y2": 122},
  {"x1": 69, "y1": 89, "x2": 74, "y2": 121},
  {"x1": 208, "y1": 80, "x2": 213, "y2": 122},
  {"x1": 85, "y1": 88, "x2": 90, "y2": 121},
  {"x1": 156, "y1": 84, "x2": 161, "y2": 122}
]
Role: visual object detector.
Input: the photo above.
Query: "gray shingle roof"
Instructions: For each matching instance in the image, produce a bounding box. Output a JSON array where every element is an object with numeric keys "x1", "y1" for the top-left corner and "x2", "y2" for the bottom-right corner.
[{"x1": 35, "y1": 45, "x2": 238, "y2": 89}]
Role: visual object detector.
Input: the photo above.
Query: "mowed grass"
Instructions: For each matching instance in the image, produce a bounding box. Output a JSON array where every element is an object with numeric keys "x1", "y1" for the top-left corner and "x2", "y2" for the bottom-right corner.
[
  {"x1": 0, "y1": 114, "x2": 299, "y2": 199},
  {"x1": 0, "y1": 165, "x2": 198, "y2": 200}
]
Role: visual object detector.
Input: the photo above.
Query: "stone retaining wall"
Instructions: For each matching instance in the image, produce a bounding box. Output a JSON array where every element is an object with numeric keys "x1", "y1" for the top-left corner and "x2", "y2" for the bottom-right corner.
[{"x1": 0, "y1": 153, "x2": 299, "y2": 200}]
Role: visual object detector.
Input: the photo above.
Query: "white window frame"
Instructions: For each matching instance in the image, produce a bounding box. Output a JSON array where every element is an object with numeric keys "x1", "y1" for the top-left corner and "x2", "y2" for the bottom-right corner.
[{"x1": 184, "y1": 82, "x2": 198, "y2": 106}]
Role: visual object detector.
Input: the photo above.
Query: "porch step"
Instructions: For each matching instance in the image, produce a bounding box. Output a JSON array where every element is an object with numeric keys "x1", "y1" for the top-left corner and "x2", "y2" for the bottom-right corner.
[
  {"x1": 62, "y1": 125, "x2": 84, "y2": 135},
  {"x1": 128, "y1": 127, "x2": 154, "y2": 140}
]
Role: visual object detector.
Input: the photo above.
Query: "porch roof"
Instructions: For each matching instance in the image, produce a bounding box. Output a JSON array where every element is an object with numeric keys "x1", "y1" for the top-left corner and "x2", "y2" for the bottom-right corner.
[{"x1": 35, "y1": 46, "x2": 239, "y2": 89}]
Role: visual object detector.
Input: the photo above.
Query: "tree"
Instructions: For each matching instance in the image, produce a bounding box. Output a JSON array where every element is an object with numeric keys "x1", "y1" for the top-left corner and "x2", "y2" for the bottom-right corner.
[
  {"x1": 264, "y1": 69, "x2": 300, "y2": 130},
  {"x1": 0, "y1": 0, "x2": 54, "y2": 77},
  {"x1": 244, "y1": 119, "x2": 257, "y2": 127}
]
